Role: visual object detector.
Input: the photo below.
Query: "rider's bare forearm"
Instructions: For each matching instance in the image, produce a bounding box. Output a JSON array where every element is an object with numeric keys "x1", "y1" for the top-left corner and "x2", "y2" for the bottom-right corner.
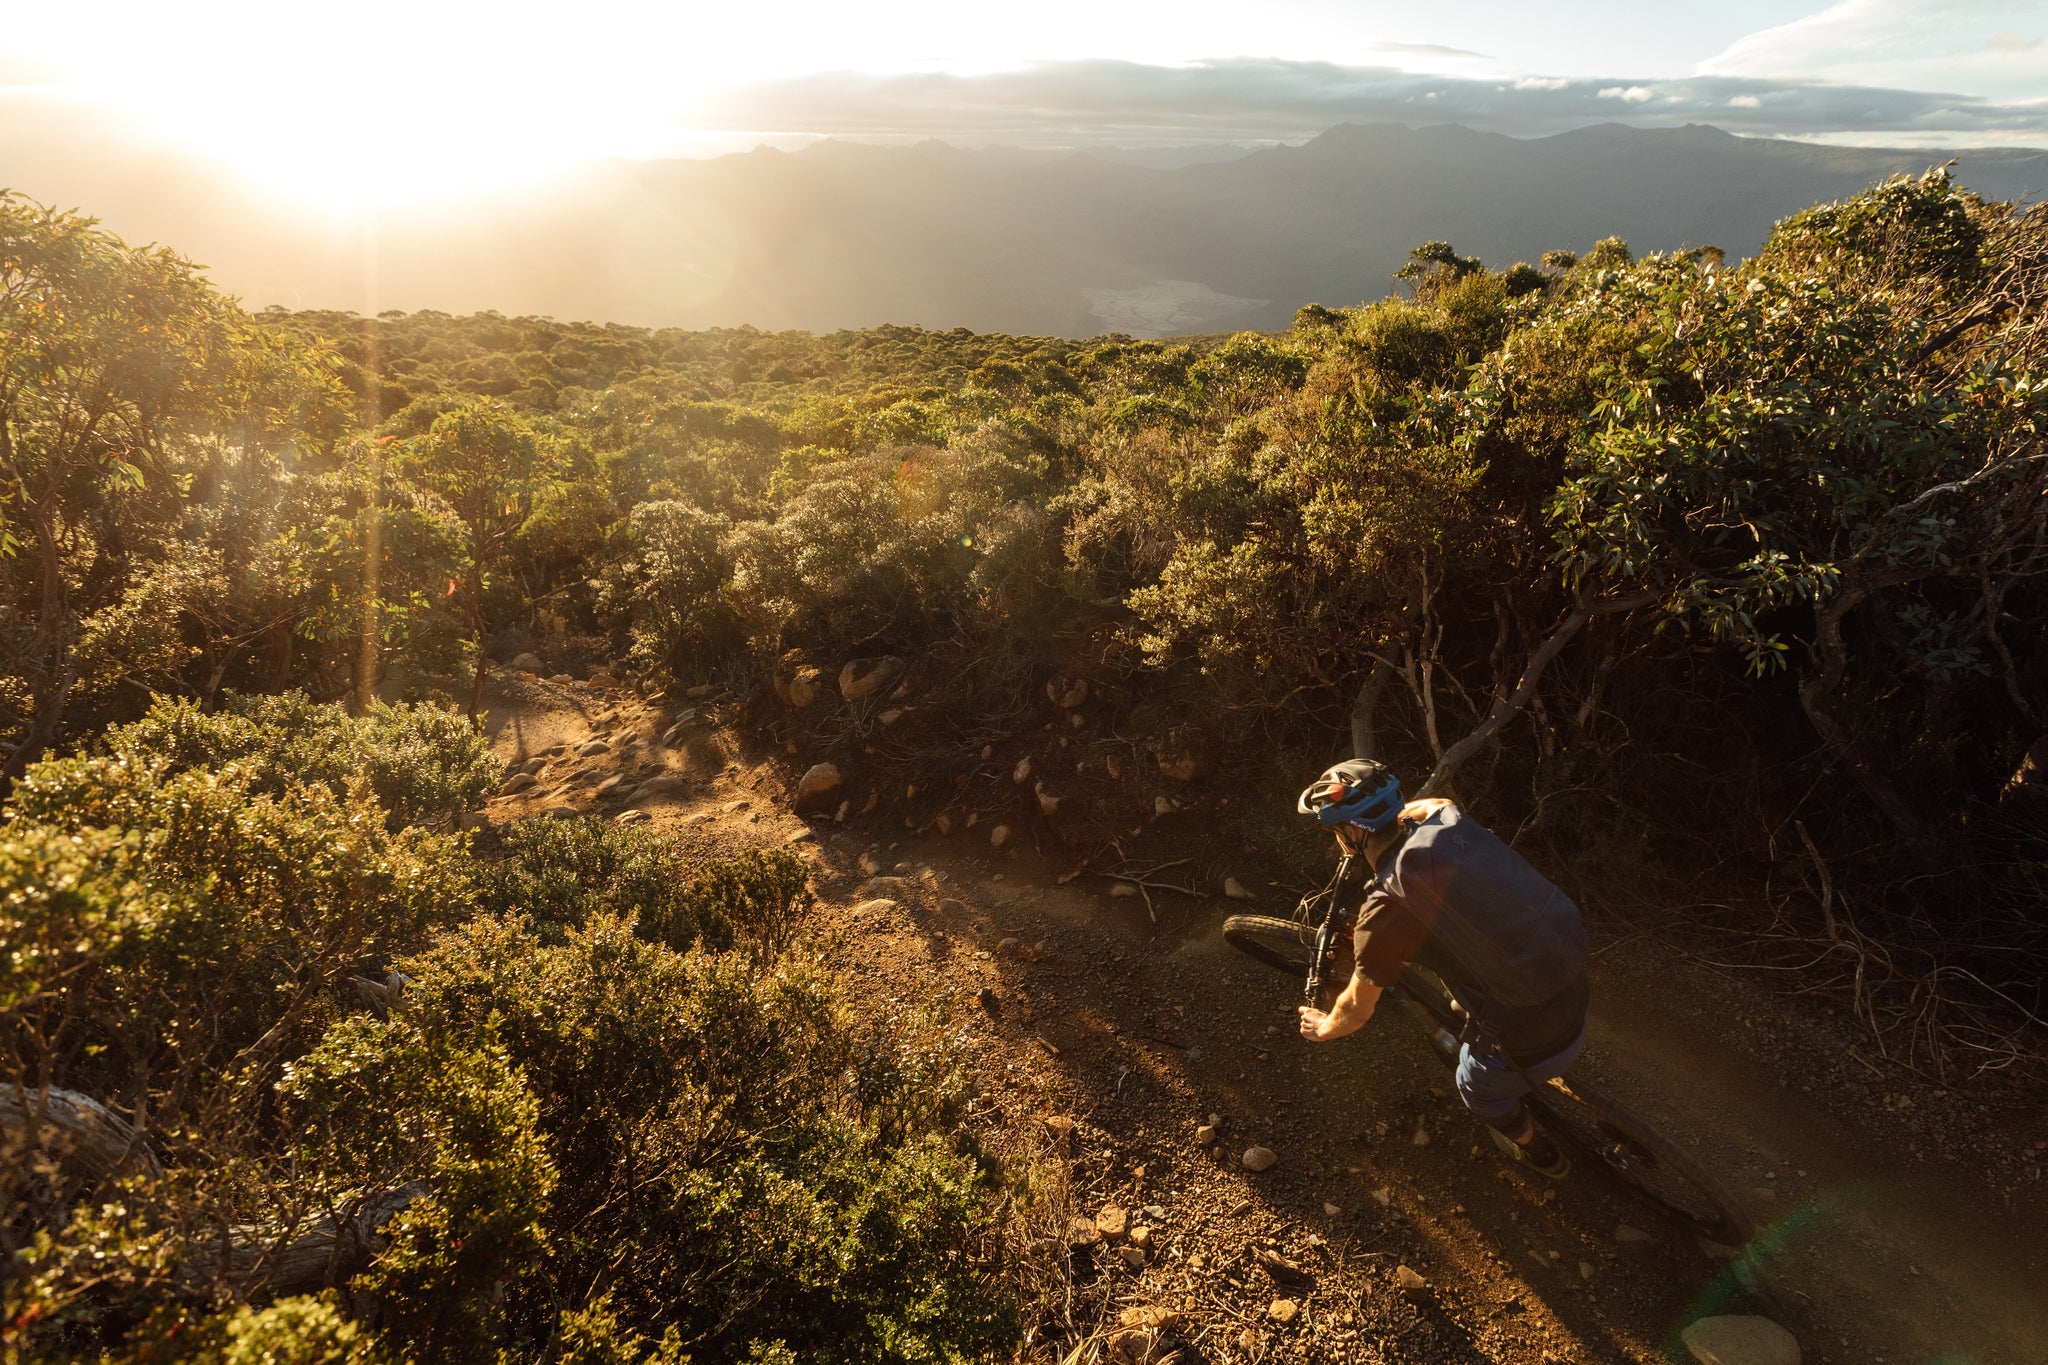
[{"x1": 1298, "y1": 973, "x2": 1383, "y2": 1042}]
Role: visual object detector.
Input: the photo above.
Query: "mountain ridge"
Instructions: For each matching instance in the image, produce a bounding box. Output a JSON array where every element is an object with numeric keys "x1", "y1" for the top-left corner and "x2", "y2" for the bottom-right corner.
[{"x1": 5, "y1": 120, "x2": 2043, "y2": 335}]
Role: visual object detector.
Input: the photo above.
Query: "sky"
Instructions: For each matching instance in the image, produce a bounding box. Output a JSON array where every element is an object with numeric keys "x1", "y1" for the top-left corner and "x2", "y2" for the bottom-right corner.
[{"x1": 4, "y1": 0, "x2": 2045, "y2": 207}]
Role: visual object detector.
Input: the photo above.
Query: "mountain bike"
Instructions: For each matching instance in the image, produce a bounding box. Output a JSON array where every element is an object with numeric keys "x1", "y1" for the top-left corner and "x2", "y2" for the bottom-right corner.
[{"x1": 1221, "y1": 856, "x2": 1751, "y2": 1244}]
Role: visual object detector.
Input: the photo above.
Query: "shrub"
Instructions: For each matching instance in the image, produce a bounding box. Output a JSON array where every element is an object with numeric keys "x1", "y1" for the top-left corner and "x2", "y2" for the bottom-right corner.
[
  {"x1": 677, "y1": 848, "x2": 814, "y2": 963},
  {"x1": 401, "y1": 913, "x2": 1018, "y2": 1364},
  {"x1": 74, "y1": 692, "x2": 501, "y2": 828},
  {"x1": 474, "y1": 816, "x2": 731, "y2": 952}
]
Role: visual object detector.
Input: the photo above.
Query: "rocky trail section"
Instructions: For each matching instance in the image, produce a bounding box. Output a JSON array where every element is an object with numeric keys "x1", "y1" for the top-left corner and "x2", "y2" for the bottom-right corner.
[{"x1": 476, "y1": 672, "x2": 2048, "y2": 1365}]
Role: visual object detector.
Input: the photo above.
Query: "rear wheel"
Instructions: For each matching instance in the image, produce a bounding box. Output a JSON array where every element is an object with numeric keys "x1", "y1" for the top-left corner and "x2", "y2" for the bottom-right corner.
[
  {"x1": 1396, "y1": 965, "x2": 1749, "y2": 1242},
  {"x1": 1529, "y1": 1071, "x2": 1752, "y2": 1244}
]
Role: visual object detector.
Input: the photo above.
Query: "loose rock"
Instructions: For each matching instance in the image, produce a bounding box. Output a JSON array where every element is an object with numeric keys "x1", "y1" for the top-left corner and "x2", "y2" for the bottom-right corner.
[
  {"x1": 1223, "y1": 877, "x2": 1255, "y2": 900},
  {"x1": 1268, "y1": 1298, "x2": 1299, "y2": 1325},
  {"x1": 1194, "y1": 1123, "x2": 1217, "y2": 1144},
  {"x1": 498, "y1": 772, "x2": 537, "y2": 796},
  {"x1": 1096, "y1": 1205, "x2": 1129, "y2": 1240},
  {"x1": 614, "y1": 809, "x2": 651, "y2": 825},
  {"x1": 1109, "y1": 881, "x2": 1140, "y2": 899},
  {"x1": 509, "y1": 651, "x2": 545, "y2": 673},
  {"x1": 1117, "y1": 1307, "x2": 1183, "y2": 1333},
  {"x1": 1679, "y1": 1316, "x2": 1801, "y2": 1365},
  {"x1": 1254, "y1": 1248, "x2": 1304, "y2": 1283},
  {"x1": 794, "y1": 762, "x2": 842, "y2": 811},
  {"x1": 1394, "y1": 1265, "x2": 1428, "y2": 1296},
  {"x1": 838, "y1": 655, "x2": 903, "y2": 700},
  {"x1": 1128, "y1": 1226, "x2": 1152, "y2": 1250},
  {"x1": 627, "y1": 776, "x2": 689, "y2": 803},
  {"x1": 989, "y1": 824, "x2": 1011, "y2": 849},
  {"x1": 1615, "y1": 1224, "x2": 1654, "y2": 1245},
  {"x1": 1118, "y1": 1245, "x2": 1147, "y2": 1271},
  {"x1": 1240, "y1": 1146, "x2": 1278, "y2": 1172},
  {"x1": 575, "y1": 740, "x2": 610, "y2": 757},
  {"x1": 1012, "y1": 755, "x2": 1033, "y2": 784}
]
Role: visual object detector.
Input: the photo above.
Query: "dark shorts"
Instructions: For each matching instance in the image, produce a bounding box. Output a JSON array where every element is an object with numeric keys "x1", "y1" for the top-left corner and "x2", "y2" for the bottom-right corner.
[{"x1": 1454, "y1": 1018, "x2": 1589, "y2": 1120}]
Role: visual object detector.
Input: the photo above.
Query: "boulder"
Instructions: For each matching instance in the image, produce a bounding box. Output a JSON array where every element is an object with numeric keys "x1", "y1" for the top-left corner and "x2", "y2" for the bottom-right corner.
[
  {"x1": 575, "y1": 739, "x2": 610, "y2": 757},
  {"x1": 509, "y1": 651, "x2": 545, "y2": 673},
  {"x1": 778, "y1": 667, "x2": 823, "y2": 708},
  {"x1": 498, "y1": 772, "x2": 537, "y2": 796},
  {"x1": 1045, "y1": 675, "x2": 1089, "y2": 708},
  {"x1": 628, "y1": 775, "x2": 690, "y2": 803},
  {"x1": 1680, "y1": 1316, "x2": 1801, "y2": 1365},
  {"x1": 586, "y1": 669, "x2": 618, "y2": 689},
  {"x1": 839, "y1": 655, "x2": 904, "y2": 701},
  {"x1": 794, "y1": 762, "x2": 842, "y2": 811}
]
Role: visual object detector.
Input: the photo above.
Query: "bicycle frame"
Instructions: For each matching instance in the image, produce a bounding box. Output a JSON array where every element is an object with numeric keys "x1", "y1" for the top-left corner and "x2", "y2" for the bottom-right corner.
[{"x1": 1302, "y1": 853, "x2": 1355, "y2": 1006}]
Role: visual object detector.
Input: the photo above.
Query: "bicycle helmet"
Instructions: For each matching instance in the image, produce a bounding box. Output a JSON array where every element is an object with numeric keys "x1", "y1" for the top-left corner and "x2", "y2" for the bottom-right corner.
[{"x1": 1296, "y1": 759, "x2": 1405, "y2": 832}]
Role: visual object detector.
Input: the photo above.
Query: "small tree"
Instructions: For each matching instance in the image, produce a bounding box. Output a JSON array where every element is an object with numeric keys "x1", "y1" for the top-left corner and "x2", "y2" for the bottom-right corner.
[
  {"x1": 399, "y1": 400, "x2": 550, "y2": 717},
  {"x1": 0, "y1": 196, "x2": 236, "y2": 777}
]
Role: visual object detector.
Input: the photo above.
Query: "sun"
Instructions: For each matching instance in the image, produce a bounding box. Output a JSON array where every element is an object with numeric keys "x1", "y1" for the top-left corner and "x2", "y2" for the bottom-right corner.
[{"x1": 9, "y1": 1, "x2": 751, "y2": 211}]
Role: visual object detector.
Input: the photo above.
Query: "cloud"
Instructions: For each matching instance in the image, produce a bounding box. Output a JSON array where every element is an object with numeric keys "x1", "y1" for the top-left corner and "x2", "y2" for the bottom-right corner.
[
  {"x1": 698, "y1": 57, "x2": 2048, "y2": 149},
  {"x1": 1366, "y1": 41, "x2": 1491, "y2": 62},
  {"x1": 1701, "y1": 0, "x2": 2046, "y2": 104}
]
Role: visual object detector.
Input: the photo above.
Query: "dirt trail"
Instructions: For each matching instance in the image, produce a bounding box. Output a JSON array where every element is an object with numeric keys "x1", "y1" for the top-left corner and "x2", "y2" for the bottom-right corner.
[{"x1": 479, "y1": 676, "x2": 2048, "y2": 1365}]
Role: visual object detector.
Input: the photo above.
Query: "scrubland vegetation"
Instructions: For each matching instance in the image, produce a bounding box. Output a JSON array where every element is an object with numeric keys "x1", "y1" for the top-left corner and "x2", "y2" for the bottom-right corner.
[{"x1": 2, "y1": 169, "x2": 2045, "y2": 1360}]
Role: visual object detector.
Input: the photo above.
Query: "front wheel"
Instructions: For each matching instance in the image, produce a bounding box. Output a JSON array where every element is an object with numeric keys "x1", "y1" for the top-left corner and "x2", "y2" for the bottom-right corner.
[{"x1": 1220, "y1": 914, "x2": 1318, "y2": 977}]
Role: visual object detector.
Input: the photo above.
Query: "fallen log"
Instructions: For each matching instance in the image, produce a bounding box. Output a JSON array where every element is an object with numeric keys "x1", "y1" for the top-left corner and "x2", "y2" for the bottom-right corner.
[
  {"x1": 0, "y1": 1084, "x2": 162, "y2": 1183},
  {"x1": 3, "y1": 1085, "x2": 426, "y2": 1297}
]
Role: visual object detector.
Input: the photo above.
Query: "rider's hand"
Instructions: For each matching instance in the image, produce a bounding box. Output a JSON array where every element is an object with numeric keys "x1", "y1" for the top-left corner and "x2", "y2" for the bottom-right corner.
[{"x1": 1298, "y1": 1005, "x2": 1336, "y2": 1042}]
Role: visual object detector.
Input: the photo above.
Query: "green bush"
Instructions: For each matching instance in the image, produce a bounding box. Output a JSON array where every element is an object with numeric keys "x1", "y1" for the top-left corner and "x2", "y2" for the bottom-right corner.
[
  {"x1": 401, "y1": 912, "x2": 1018, "y2": 1364},
  {"x1": 475, "y1": 815, "x2": 731, "y2": 952},
  {"x1": 73, "y1": 692, "x2": 501, "y2": 828}
]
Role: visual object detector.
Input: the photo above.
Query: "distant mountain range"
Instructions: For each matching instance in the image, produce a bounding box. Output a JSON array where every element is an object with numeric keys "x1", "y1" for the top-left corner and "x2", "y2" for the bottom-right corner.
[{"x1": 8, "y1": 122, "x2": 2045, "y2": 336}]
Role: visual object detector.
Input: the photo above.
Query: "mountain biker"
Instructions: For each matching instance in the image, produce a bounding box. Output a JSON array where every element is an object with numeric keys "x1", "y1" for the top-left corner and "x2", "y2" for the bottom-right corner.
[{"x1": 1293, "y1": 759, "x2": 1589, "y2": 1179}]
